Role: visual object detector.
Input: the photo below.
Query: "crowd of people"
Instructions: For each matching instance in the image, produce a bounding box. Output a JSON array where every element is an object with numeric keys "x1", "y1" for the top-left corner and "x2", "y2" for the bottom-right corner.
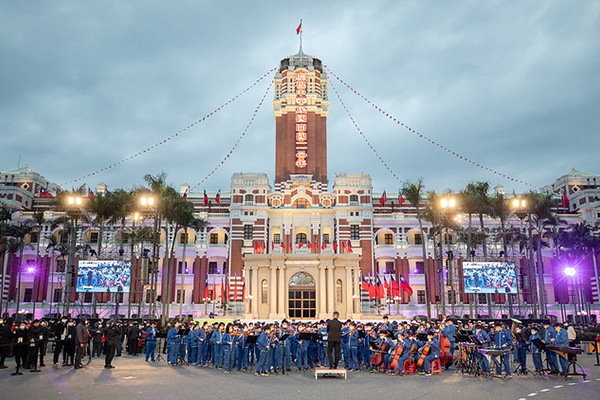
[{"x1": 1, "y1": 313, "x2": 598, "y2": 379}]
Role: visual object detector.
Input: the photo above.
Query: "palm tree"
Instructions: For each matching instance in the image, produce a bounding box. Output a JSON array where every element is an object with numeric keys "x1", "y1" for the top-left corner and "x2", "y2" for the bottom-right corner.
[
  {"x1": 5, "y1": 222, "x2": 33, "y2": 317},
  {"x1": 0, "y1": 204, "x2": 14, "y2": 313},
  {"x1": 108, "y1": 188, "x2": 135, "y2": 256},
  {"x1": 84, "y1": 191, "x2": 115, "y2": 258},
  {"x1": 46, "y1": 234, "x2": 69, "y2": 315},
  {"x1": 402, "y1": 178, "x2": 432, "y2": 319},
  {"x1": 489, "y1": 192, "x2": 515, "y2": 316}
]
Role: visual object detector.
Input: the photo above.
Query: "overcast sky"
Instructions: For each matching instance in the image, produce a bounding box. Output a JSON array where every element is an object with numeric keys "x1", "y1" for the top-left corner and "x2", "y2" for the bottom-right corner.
[{"x1": 1, "y1": 1, "x2": 599, "y2": 195}]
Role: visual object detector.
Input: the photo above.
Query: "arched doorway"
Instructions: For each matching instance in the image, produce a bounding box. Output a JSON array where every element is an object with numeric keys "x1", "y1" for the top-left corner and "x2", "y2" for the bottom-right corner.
[{"x1": 288, "y1": 272, "x2": 316, "y2": 319}]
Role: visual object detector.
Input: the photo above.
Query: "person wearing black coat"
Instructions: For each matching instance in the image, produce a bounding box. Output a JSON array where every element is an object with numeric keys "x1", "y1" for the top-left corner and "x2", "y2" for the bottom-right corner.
[
  {"x1": 74, "y1": 320, "x2": 90, "y2": 369},
  {"x1": 26, "y1": 319, "x2": 44, "y2": 372},
  {"x1": 327, "y1": 311, "x2": 343, "y2": 369},
  {"x1": 52, "y1": 318, "x2": 67, "y2": 366},
  {"x1": 105, "y1": 322, "x2": 122, "y2": 368},
  {"x1": 0, "y1": 317, "x2": 13, "y2": 369},
  {"x1": 11, "y1": 321, "x2": 28, "y2": 375},
  {"x1": 64, "y1": 320, "x2": 77, "y2": 365}
]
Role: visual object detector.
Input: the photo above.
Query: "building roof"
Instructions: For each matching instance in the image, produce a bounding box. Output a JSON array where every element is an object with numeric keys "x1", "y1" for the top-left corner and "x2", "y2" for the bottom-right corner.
[
  {"x1": 1, "y1": 165, "x2": 36, "y2": 175},
  {"x1": 566, "y1": 168, "x2": 599, "y2": 178}
]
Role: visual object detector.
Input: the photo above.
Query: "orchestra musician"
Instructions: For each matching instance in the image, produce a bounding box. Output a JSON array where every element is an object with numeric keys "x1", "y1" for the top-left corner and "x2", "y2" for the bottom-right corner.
[
  {"x1": 441, "y1": 317, "x2": 456, "y2": 369},
  {"x1": 255, "y1": 323, "x2": 270, "y2": 376},
  {"x1": 166, "y1": 321, "x2": 180, "y2": 366},
  {"x1": 474, "y1": 324, "x2": 490, "y2": 372},
  {"x1": 347, "y1": 322, "x2": 359, "y2": 371},
  {"x1": 417, "y1": 330, "x2": 440, "y2": 376},
  {"x1": 389, "y1": 331, "x2": 414, "y2": 375},
  {"x1": 543, "y1": 320, "x2": 559, "y2": 374},
  {"x1": 528, "y1": 325, "x2": 543, "y2": 373},
  {"x1": 492, "y1": 322, "x2": 512, "y2": 378},
  {"x1": 553, "y1": 323, "x2": 569, "y2": 375},
  {"x1": 145, "y1": 322, "x2": 157, "y2": 362},
  {"x1": 222, "y1": 324, "x2": 235, "y2": 373},
  {"x1": 236, "y1": 325, "x2": 249, "y2": 372}
]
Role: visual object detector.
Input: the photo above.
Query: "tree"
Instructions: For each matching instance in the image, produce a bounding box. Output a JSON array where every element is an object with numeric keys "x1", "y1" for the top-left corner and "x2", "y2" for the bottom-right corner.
[
  {"x1": 108, "y1": 188, "x2": 135, "y2": 256},
  {"x1": 5, "y1": 222, "x2": 33, "y2": 317},
  {"x1": 402, "y1": 178, "x2": 432, "y2": 319}
]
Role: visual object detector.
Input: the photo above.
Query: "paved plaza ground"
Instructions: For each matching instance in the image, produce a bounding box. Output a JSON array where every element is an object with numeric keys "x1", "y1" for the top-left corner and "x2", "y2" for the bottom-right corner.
[{"x1": 2, "y1": 354, "x2": 599, "y2": 400}]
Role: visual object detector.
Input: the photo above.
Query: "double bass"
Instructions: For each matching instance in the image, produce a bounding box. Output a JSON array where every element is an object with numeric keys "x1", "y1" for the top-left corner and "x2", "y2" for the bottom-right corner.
[{"x1": 439, "y1": 333, "x2": 453, "y2": 367}]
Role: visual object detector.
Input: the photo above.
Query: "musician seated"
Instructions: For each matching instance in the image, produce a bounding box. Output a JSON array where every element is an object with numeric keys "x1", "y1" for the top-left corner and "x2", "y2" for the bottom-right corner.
[
  {"x1": 553, "y1": 323, "x2": 569, "y2": 375},
  {"x1": 417, "y1": 330, "x2": 440, "y2": 376},
  {"x1": 390, "y1": 332, "x2": 415, "y2": 375},
  {"x1": 378, "y1": 331, "x2": 395, "y2": 371}
]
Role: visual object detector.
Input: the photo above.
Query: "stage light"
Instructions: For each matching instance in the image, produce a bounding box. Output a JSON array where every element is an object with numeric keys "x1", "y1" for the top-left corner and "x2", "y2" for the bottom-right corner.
[
  {"x1": 27, "y1": 267, "x2": 35, "y2": 273},
  {"x1": 564, "y1": 267, "x2": 576, "y2": 276}
]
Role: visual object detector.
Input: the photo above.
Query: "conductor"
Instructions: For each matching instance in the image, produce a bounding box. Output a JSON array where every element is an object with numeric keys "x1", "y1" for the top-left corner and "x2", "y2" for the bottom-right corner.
[{"x1": 327, "y1": 311, "x2": 342, "y2": 369}]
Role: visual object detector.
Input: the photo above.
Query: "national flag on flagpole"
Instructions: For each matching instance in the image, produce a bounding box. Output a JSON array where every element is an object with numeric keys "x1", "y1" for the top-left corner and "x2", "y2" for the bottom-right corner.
[
  {"x1": 203, "y1": 189, "x2": 209, "y2": 206},
  {"x1": 321, "y1": 240, "x2": 327, "y2": 250},
  {"x1": 212, "y1": 278, "x2": 216, "y2": 301},
  {"x1": 204, "y1": 275, "x2": 210, "y2": 300},
  {"x1": 288, "y1": 241, "x2": 293, "y2": 252},
  {"x1": 221, "y1": 276, "x2": 226, "y2": 301},
  {"x1": 562, "y1": 189, "x2": 569, "y2": 209},
  {"x1": 233, "y1": 275, "x2": 238, "y2": 302},
  {"x1": 182, "y1": 189, "x2": 188, "y2": 201},
  {"x1": 398, "y1": 190, "x2": 405, "y2": 207},
  {"x1": 379, "y1": 190, "x2": 387, "y2": 206},
  {"x1": 398, "y1": 274, "x2": 414, "y2": 296},
  {"x1": 242, "y1": 279, "x2": 246, "y2": 301},
  {"x1": 262, "y1": 241, "x2": 266, "y2": 252},
  {"x1": 332, "y1": 240, "x2": 338, "y2": 252},
  {"x1": 307, "y1": 240, "x2": 312, "y2": 249},
  {"x1": 298, "y1": 240, "x2": 304, "y2": 249},
  {"x1": 361, "y1": 275, "x2": 375, "y2": 299},
  {"x1": 280, "y1": 241, "x2": 285, "y2": 250},
  {"x1": 390, "y1": 275, "x2": 401, "y2": 297},
  {"x1": 215, "y1": 189, "x2": 221, "y2": 204},
  {"x1": 376, "y1": 276, "x2": 385, "y2": 300},
  {"x1": 104, "y1": 188, "x2": 110, "y2": 198},
  {"x1": 87, "y1": 188, "x2": 95, "y2": 201},
  {"x1": 271, "y1": 241, "x2": 275, "y2": 251},
  {"x1": 347, "y1": 240, "x2": 353, "y2": 254},
  {"x1": 383, "y1": 275, "x2": 391, "y2": 294},
  {"x1": 296, "y1": 20, "x2": 302, "y2": 35},
  {"x1": 39, "y1": 188, "x2": 54, "y2": 198}
]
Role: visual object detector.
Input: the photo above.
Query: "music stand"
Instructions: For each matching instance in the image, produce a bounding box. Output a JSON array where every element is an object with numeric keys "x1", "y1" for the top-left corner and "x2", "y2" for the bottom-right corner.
[
  {"x1": 299, "y1": 333, "x2": 312, "y2": 341},
  {"x1": 176, "y1": 329, "x2": 189, "y2": 366},
  {"x1": 513, "y1": 333, "x2": 531, "y2": 375},
  {"x1": 532, "y1": 339, "x2": 554, "y2": 375},
  {"x1": 155, "y1": 331, "x2": 166, "y2": 362},
  {"x1": 279, "y1": 334, "x2": 290, "y2": 375}
]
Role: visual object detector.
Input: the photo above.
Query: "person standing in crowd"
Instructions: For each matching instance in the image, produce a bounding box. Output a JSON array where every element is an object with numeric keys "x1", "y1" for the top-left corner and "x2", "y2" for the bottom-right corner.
[
  {"x1": 104, "y1": 321, "x2": 121, "y2": 369},
  {"x1": 0, "y1": 317, "x2": 12, "y2": 369},
  {"x1": 554, "y1": 323, "x2": 569, "y2": 376},
  {"x1": 145, "y1": 322, "x2": 158, "y2": 362},
  {"x1": 11, "y1": 321, "x2": 28, "y2": 375},
  {"x1": 52, "y1": 317, "x2": 67, "y2": 367},
  {"x1": 492, "y1": 322, "x2": 512, "y2": 378},
  {"x1": 441, "y1": 317, "x2": 456, "y2": 370},
  {"x1": 167, "y1": 321, "x2": 181, "y2": 365},
  {"x1": 92, "y1": 322, "x2": 104, "y2": 358},
  {"x1": 38, "y1": 320, "x2": 49, "y2": 367},
  {"x1": 543, "y1": 320, "x2": 559, "y2": 373},
  {"x1": 26, "y1": 319, "x2": 43, "y2": 372},
  {"x1": 529, "y1": 325, "x2": 543, "y2": 373},
  {"x1": 566, "y1": 323, "x2": 577, "y2": 347},
  {"x1": 74, "y1": 319, "x2": 90, "y2": 369},
  {"x1": 64, "y1": 319, "x2": 76, "y2": 366},
  {"x1": 255, "y1": 324, "x2": 270, "y2": 376},
  {"x1": 327, "y1": 311, "x2": 342, "y2": 370}
]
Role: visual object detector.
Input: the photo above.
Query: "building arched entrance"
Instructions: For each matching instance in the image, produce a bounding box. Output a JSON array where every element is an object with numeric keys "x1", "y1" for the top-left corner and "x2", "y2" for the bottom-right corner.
[{"x1": 288, "y1": 272, "x2": 316, "y2": 319}]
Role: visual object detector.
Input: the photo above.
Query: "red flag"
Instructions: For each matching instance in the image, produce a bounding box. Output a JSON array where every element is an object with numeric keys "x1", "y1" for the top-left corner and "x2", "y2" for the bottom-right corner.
[
  {"x1": 346, "y1": 240, "x2": 353, "y2": 254},
  {"x1": 182, "y1": 190, "x2": 188, "y2": 201},
  {"x1": 379, "y1": 190, "x2": 387, "y2": 206},
  {"x1": 39, "y1": 188, "x2": 54, "y2": 198},
  {"x1": 307, "y1": 241, "x2": 312, "y2": 249},
  {"x1": 204, "y1": 275, "x2": 209, "y2": 300},
  {"x1": 262, "y1": 241, "x2": 266, "y2": 252},
  {"x1": 332, "y1": 241, "x2": 338, "y2": 251},
  {"x1": 221, "y1": 276, "x2": 225, "y2": 301},
  {"x1": 233, "y1": 277, "x2": 238, "y2": 302},
  {"x1": 383, "y1": 275, "x2": 391, "y2": 294},
  {"x1": 212, "y1": 278, "x2": 216, "y2": 301},
  {"x1": 398, "y1": 274, "x2": 413, "y2": 296},
  {"x1": 280, "y1": 241, "x2": 285, "y2": 249},
  {"x1": 398, "y1": 191, "x2": 405, "y2": 206},
  {"x1": 215, "y1": 189, "x2": 221, "y2": 204},
  {"x1": 361, "y1": 275, "x2": 372, "y2": 297},
  {"x1": 296, "y1": 20, "x2": 302, "y2": 35},
  {"x1": 390, "y1": 275, "x2": 401, "y2": 297},
  {"x1": 242, "y1": 279, "x2": 246, "y2": 301},
  {"x1": 376, "y1": 276, "x2": 385, "y2": 300},
  {"x1": 298, "y1": 240, "x2": 304, "y2": 249},
  {"x1": 203, "y1": 189, "x2": 209, "y2": 206},
  {"x1": 87, "y1": 188, "x2": 95, "y2": 201},
  {"x1": 321, "y1": 240, "x2": 327, "y2": 250},
  {"x1": 272, "y1": 241, "x2": 275, "y2": 251},
  {"x1": 562, "y1": 189, "x2": 569, "y2": 209},
  {"x1": 288, "y1": 241, "x2": 293, "y2": 252}
]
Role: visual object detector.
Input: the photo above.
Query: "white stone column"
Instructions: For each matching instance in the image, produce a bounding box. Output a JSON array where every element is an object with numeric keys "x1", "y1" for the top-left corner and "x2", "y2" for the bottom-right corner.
[
  {"x1": 345, "y1": 266, "x2": 353, "y2": 317},
  {"x1": 318, "y1": 266, "x2": 327, "y2": 318},
  {"x1": 327, "y1": 265, "x2": 335, "y2": 314},
  {"x1": 250, "y1": 266, "x2": 258, "y2": 317},
  {"x1": 278, "y1": 266, "x2": 286, "y2": 318},
  {"x1": 244, "y1": 269, "x2": 251, "y2": 315},
  {"x1": 269, "y1": 266, "x2": 277, "y2": 318}
]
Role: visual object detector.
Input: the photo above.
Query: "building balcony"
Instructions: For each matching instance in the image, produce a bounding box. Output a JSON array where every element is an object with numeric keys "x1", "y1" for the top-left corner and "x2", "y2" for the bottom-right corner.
[
  {"x1": 206, "y1": 245, "x2": 228, "y2": 259},
  {"x1": 374, "y1": 244, "x2": 397, "y2": 259}
]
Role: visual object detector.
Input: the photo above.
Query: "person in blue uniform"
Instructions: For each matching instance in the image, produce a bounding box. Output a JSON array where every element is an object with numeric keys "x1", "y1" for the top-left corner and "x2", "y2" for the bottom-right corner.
[
  {"x1": 145, "y1": 322, "x2": 157, "y2": 362},
  {"x1": 255, "y1": 324, "x2": 270, "y2": 376},
  {"x1": 211, "y1": 323, "x2": 224, "y2": 369},
  {"x1": 474, "y1": 324, "x2": 490, "y2": 372},
  {"x1": 543, "y1": 320, "x2": 558, "y2": 373},
  {"x1": 296, "y1": 324, "x2": 310, "y2": 371},
  {"x1": 492, "y1": 322, "x2": 512, "y2": 377},
  {"x1": 377, "y1": 331, "x2": 395, "y2": 371},
  {"x1": 222, "y1": 324, "x2": 235, "y2": 373},
  {"x1": 390, "y1": 332, "x2": 415, "y2": 375},
  {"x1": 418, "y1": 330, "x2": 440, "y2": 375},
  {"x1": 553, "y1": 323, "x2": 569, "y2": 375},
  {"x1": 166, "y1": 321, "x2": 180, "y2": 365},
  {"x1": 441, "y1": 317, "x2": 456, "y2": 369},
  {"x1": 237, "y1": 325, "x2": 249, "y2": 372},
  {"x1": 347, "y1": 322, "x2": 359, "y2": 371},
  {"x1": 513, "y1": 325, "x2": 528, "y2": 374},
  {"x1": 529, "y1": 325, "x2": 543, "y2": 373},
  {"x1": 186, "y1": 324, "x2": 198, "y2": 364}
]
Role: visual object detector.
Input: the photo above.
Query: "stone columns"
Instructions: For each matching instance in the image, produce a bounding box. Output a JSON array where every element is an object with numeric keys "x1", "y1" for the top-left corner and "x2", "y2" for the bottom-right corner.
[
  {"x1": 345, "y1": 266, "x2": 353, "y2": 317},
  {"x1": 278, "y1": 266, "x2": 286, "y2": 318},
  {"x1": 318, "y1": 265, "x2": 327, "y2": 318},
  {"x1": 327, "y1": 265, "x2": 335, "y2": 314},
  {"x1": 269, "y1": 266, "x2": 277, "y2": 318},
  {"x1": 250, "y1": 266, "x2": 258, "y2": 317}
]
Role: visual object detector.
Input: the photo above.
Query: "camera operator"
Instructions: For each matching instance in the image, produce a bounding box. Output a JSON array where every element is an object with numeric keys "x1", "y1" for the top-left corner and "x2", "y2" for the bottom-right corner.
[{"x1": 105, "y1": 321, "x2": 122, "y2": 369}]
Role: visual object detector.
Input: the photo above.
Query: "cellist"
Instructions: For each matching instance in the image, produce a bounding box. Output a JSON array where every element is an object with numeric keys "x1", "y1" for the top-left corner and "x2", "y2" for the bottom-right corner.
[
  {"x1": 417, "y1": 330, "x2": 440, "y2": 376},
  {"x1": 389, "y1": 331, "x2": 414, "y2": 375}
]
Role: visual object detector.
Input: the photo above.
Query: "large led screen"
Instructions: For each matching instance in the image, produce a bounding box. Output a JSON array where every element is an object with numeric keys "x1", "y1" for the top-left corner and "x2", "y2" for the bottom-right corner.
[
  {"x1": 463, "y1": 262, "x2": 517, "y2": 294},
  {"x1": 76, "y1": 260, "x2": 131, "y2": 293}
]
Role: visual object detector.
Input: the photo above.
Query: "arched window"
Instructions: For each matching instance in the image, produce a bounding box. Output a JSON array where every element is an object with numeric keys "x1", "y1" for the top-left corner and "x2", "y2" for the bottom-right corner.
[
  {"x1": 293, "y1": 198, "x2": 310, "y2": 209},
  {"x1": 261, "y1": 280, "x2": 268, "y2": 304},
  {"x1": 305, "y1": 181, "x2": 310, "y2": 188},
  {"x1": 244, "y1": 194, "x2": 254, "y2": 203},
  {"x1": 299, "y1": 180, "x2": 304, "y2": 187},
  {"x1": 336, "y1": 279, "x2": 343, "y2": 303},
  {"x1": 292, "y1": 180, "x2": 297, "y2": 188},
  {"x1": 296, "y1": 232, "x2": 307, "y2": 244},
  {"x1": 349, "y1": 194, "x2": 359, "y2": 204}
]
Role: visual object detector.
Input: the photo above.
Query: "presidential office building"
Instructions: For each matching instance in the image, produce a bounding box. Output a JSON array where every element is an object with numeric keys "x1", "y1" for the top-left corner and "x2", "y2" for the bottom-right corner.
[{"x1": 2, "y1": 49, "x2": 600, "y2": 322}]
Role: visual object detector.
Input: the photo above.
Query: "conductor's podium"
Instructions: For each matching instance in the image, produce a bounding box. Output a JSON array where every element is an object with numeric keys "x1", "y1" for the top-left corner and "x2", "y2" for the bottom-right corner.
[{"x1": 315, "y1": 367, "x2": 348, "y2": 380}]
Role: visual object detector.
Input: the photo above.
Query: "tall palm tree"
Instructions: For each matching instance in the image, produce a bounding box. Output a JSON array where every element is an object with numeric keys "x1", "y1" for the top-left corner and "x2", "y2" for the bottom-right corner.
[
  {"x1": 6, "y1": 222, "x2": 33, "y2": 317},
  {"x1": 108, "y1": 188, "x2": 135, "y2": 256},
  {"x1": 46, "y1": 234, "x2": 69, "y2": 315},
  {"x1": 402, "y1": 178, "x2": 432, "y2": 319},
  {"x1": 84, "y1": 191, "x2": 115, "y2": 258},
  {"x1": 489, "y1": 192, "x2": 515, "y2": 316}
]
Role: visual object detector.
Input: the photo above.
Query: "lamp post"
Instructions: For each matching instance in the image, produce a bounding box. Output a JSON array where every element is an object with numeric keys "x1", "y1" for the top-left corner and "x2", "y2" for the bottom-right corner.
[
  {"x1": 438, "y1": 197, "x2": 456, "y2": 317},
  {"x1": 512, "y1": 197, "x2": 538, "y2": 319},
  {"x1": 140, "y1": 195, "x2": 159, "y2": 321},
  {"x1": 64, "y1": 195, "x2": 83, "y2": 318}
]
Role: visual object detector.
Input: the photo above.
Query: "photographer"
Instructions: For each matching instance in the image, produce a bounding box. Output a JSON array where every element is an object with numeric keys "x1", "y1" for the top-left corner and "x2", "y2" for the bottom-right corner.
[{"x1": 104, "y1": 321, "x2": 122, "y2": 369}]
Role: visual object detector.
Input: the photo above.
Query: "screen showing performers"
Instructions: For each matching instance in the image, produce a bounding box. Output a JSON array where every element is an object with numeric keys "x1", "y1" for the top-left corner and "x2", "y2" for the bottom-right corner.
[
  {"x1": 75, "y1": 260, "x2": 131, "y2": 293},
  {"x1": 463, "y1": 262, "x2": 517, "y2": 294}
]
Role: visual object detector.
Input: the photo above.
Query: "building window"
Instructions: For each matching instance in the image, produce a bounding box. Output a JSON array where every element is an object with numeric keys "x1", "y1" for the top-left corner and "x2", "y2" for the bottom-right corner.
[
  {"x1": 244, "y1": 225, "x2": 253, "y2": 240},
  {"x1": 349, "y1": 194, "x2": 359, "y2": 204},
  {"x1": 56, "y1": 259, "x2": 66, "y2": 273},
  {"x1": 414, "y1": 262, "x2": 424, "y2": 274},
  {"x1": 322, "y1": 233, "x2": 330, "y2": 244},
  {"x1": 336, "y1": 279, "x2": 343, "y2": 303},
  {"x1": 53, "y1": 288, "x2": 62, "y2": 303},
  {"x1": 384, "y1": 233, "x2": 393, "y2": 245},
  {"x1": 261, "y1": 280, "x2": 268, "y2": 303},
  {"x1": 413, "y1": 233, "x2": 423, "y2": 245},
  {"x1": 89, "y1": 232, "x2": 99, "y2": 244},
  {"x1": 273, "y1": 233, "x2": 281, "y2": 244},
  {"x1": 24, "y1": 288, "x2": 33, "y2": 302},
  {"x1": 244, "y1": 194, "x2": 254, "y2": 203},
  {"x1": 385, "y1": 261, "x2": 395, "y2": 274},
  {"x1": 179, "y1": 232, "x2": 189, "y2": 244},
  {"x1": 293, "y1": 198, "x2": 310, "y2": 208},
  {"x1": 350, "y1": 225, "x2": 360, "y2": 240},
  {"x1": 296, "y1": 232, "x2": 307, "y2": 244},
  {"x1": 209, "y1": 233, "x2": 219, "y2": 244},
  {"x1": 208, "y1": 262, "x2": 218, "y2": 274},
  {"x1": 178, "y1": 261, "x2": 188, "y2": 274},
  {"x1": 417, "y1": 290, "x2": 426, "y2": 304},
  {"x1": 84, "y1": 292, "x2": 93, "y2": 303},
  {"x1": 177, "y1": 289, "x2": 185, "y2": 303}
]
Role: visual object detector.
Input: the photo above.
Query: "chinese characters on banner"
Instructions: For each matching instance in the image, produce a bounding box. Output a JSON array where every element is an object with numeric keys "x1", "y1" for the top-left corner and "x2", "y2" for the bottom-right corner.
[{"x1": 295, "y1": 72, "x2": 307, "y2": 168}]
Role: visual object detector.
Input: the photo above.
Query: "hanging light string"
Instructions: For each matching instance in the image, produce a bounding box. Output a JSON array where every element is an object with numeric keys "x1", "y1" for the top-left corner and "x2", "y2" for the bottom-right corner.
[
  {"x1": 190, "y1": 74, "x2": 275, "y2": 191},
  {"x1": 62, "y1": 67, "x2": 277, "y2": 187},
  {"x1": 329, "y1": 79, "x2": 403, "y2": 185},
  {"x1": 324, "y1": 65, "x2": 537, "y2": 189}
]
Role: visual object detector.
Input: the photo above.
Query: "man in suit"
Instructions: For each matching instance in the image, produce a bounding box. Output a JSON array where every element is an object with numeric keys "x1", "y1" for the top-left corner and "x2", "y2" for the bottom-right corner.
[
  {"x1": 74, "y1": 319, "x2": 90, "y2": 369},
  {"x1": 327, "y1": 311, "x2": 342, "y2": 369}
]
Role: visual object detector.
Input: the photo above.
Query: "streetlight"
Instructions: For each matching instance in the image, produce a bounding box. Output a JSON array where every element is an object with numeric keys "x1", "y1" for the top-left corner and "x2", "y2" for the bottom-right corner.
[
  {"x1": 438, "y1": 197, "x2": 456, "y2": 317},
  {"x1": 140, "y1": 195, "x2": 159, "y2": 321},
  {"x1": 64, "y1": 194, "x2": 83, "y2": 318}
]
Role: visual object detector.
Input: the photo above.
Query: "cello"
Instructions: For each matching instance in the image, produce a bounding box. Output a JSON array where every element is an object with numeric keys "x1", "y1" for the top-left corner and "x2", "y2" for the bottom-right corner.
[
  {"x1": 439, "y1": 333, "x2": 453, "y2": 367},
  {"x1": 370, "y1": 341, "x2": 388, "y2": 368},
  {"x1": 415, "y1": 343, "x2": 431, "y2": 369},
  {"x1": 388, "y1": 339, "x2": 403, "y2": 371}
]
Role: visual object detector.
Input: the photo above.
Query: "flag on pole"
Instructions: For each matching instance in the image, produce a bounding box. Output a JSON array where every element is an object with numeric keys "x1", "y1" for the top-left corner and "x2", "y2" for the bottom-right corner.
[
  {"x1": 562, "y1": 189, "x2": 569, "y2": 209},
  {"x1": 242, "y1": 279, "x2": 246, "y2": 301},
  {"x1": 332, "y1": 240, "x2": 338, "y2": 252},
  {"x1": 39, "y1": 188, "x2": 54, "y2": 198},
  {"x1": 347, "y1": 240, "x2": 353, "y2": 254},
  {"x1": 182, "y1": 189, "x2": 188, "y2": 201},
  {"x1": 203, "y1": 189, "x2": 209, "y2": 206},
  {"x1": 307, "y1": 240, "x2": 312, "y2": 249},
  {"x1": 398, "y1": 274, "x2": 414, "y2": 296},
  {"x1": 321, "y1": 240, "x2": 327, "y2": 250},
  {"x1": 383, "y1": 275, "x2": 391, "y2": 295},
  {"x1": 298, "y1": 240, "x2": 304, "y2": 249},
  {"x1": 296, "y1": 20, "x2": 302, "y2": 35},
  {"x1": 88, "y1": 188, "x2": 95, "y2": 201},
  {"x1": 212, "y1": 278, "x2": 216, "y2": 301},
  {"x1": 379, "y1": 190, "x2": 387, "y2": 206},
  {"x1": 398, "y1": 190, "x2": 405, "y2": 207},
  {"x1": 376, "y1": 276, "x2": 385, "y2": 300},
  {"x1": 390, "y1": 275, "x2": 401, "y2": 297},
  {"x1": 215, "y1": 189, "x2": 221, "y2": 204},
  {"x1": 104, "y1": 188, "x2": 110, "y2": 198},
  {"x1": 204, "y1": 275, "x2": 210, "y2": 300},
  {"x1": 233, "y1": 276, "x2": 238, "y2": 302}
]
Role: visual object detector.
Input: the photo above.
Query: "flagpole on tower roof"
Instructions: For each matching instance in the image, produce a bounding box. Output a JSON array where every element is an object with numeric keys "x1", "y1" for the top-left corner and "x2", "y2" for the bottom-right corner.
[{"x1": 297, "y1": 19, "x2": 303, "y2": 53}]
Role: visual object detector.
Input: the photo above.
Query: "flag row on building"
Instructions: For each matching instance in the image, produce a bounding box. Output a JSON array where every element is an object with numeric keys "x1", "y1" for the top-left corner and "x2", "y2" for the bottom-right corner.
[{"x1": 361, "y1": 273, "x2": 413, "y2": 299}]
